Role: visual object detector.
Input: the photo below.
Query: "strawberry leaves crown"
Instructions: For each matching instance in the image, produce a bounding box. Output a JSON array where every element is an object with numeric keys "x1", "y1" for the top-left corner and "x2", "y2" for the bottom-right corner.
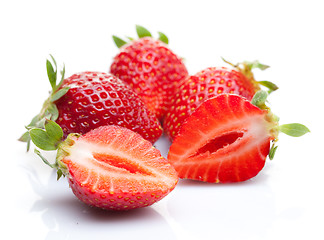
[
  {"x1": 112, "y1": 25, "x2": 169, "y2": 48},
  {"x1": 222, "y1": 57, "x2": 279, "y2": 94},
  {"x1": 19, "y1": 55, "x2": 69, "y2": 151},
  {"x1": 29, "y1": 119, "x2": 78, "y2": 180},
  {"x1": 251, "y1": 90, "x2": 310, "y2": 160}
]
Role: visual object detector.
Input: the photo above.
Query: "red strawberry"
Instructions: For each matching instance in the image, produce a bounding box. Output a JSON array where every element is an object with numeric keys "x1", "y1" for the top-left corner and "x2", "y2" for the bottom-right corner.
[
  {"x1": 29, "y1": 121, "x2": 178, "y2": 210},
  {"x1": 110, "y1": 25, "x2": 188, "y2": 120},
  {"x1": 167, "y1": 92, "x2": 309, "y2": 183},
  {"x1": 55, "y1": 71, "x2": 162, "y2": 141},
  {"x1": 163, "y1": 59, "x2": 278, "y2": 141},
  {"x1": 19, "y1": 56, "x2": 162, "y2": 150}
]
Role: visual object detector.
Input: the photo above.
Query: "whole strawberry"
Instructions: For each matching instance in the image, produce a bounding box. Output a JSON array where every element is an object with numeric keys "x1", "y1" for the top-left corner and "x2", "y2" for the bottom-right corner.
[
  {"x1": 20, "y1": 56, "x2": 162, "y2": 150},
  {"x1": 110, "y1": 25, "x2": 188, "y2": 120},
  {"x1": 163, "y1": 59, "x2": 278, "y2": 141},
  {"x1": 167, "y1": 91, "x2": 309, "y2": 183},
  {"x1": 28, "y1": 121, "x2": 178, "y2": 210}
]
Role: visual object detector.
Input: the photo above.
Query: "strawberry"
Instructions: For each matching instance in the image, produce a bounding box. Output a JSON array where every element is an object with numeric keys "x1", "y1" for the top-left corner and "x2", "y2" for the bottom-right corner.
[
  {"x1": 167, "y1": 91, "x2": 309, "y2": 183},
  {"x1": 163, "y1": 59, "x2": 278, "y2": 141},
  {"x1": 19, "y1": 56, "x2": 162, "y2": 150},
  {"x1": 28, "y1": 121, "x2": 178, "y2": 210},
  {"x1": 110, "y1": 25, "x2": 188, "y2": 120}
]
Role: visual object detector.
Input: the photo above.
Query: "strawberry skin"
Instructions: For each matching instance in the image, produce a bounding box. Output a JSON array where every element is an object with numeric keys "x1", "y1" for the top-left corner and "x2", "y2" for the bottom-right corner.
[
  {"x1": 167, "y1": 94, "x2": 275, "y2": 183},
  {"x1": 110, "y1": 37, "x2": 188, "y2": 120},
  {"x1": 58, "y1": 125, "x2": 178, "y2": 210},
  {"x1": 163, "y1": 67, "x2": 261, "y2": 141},
  {"x1": 55, "y1": 71, "x2": 162, "y2": 143}
]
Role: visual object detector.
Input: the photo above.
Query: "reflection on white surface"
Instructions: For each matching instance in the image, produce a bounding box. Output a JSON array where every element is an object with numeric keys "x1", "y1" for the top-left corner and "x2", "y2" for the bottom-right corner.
[
  {"x1": 15, "y1": 135, "x2": 310, "y2": 240},
  {"x1": 171, "y1": 178, "x2": 277, "y2": 240},
  {"x1": 23, "y1": 165, "x2": 175, "y2": 240},
  {"x1": 19, "y1": 136, "x2": 193, "y2": 240}
]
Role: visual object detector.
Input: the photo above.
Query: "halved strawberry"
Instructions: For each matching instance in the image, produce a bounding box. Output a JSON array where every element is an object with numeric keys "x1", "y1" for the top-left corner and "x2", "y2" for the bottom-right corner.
[
  {"x1": 163, "y1": 59, "x2": 278, "y2": 141},
  {"x1": 167, "y1": 92, "x2": 309, "y2": 183},
  {"x1": 29, "y1": 121, "x2": 178, "y2": 210}
]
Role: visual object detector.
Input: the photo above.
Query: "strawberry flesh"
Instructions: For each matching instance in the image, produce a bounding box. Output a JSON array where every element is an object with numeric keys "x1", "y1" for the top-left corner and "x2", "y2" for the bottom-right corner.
[
  {"x1": 60, "y1": 125, "x2": 178, "y2": 210},
  {"x1": 167, "y1": 94, "x2": 275, "y2": 183},
  {"x1": 192, "y1": 131, "x2": 244, "y2": 157}
]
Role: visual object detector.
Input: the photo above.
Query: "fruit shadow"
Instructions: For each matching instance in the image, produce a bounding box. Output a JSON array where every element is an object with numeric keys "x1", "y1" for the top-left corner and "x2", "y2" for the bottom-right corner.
[
  {"x1": 164, "y1": 164, "x2": 296, "y2": 240},
  {"x1": 23, "y1": 166, "x2": 176, "y2": 239},
  {"x1": 177, "y1": 164, "x2": 272, "y2": 187}
]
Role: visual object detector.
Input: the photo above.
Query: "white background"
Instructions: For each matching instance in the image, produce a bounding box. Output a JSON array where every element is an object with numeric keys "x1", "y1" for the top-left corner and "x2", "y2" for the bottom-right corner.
[{"x1": 1, "y1": 0, "x2": 323, "y2": 239}]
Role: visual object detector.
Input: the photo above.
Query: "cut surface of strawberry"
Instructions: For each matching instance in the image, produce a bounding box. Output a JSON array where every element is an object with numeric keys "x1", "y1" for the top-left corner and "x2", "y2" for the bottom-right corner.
[
  {"x1": 29, "y1": 122, "x2": 178, "y2": 211},
  {"x1": 163, "y1": 59, "x2": 277, "y2": 141},
  {"x1": 167, "y1": 92, "x2": 309, "y2": 183},
  {"x1": 168, "y1": 94, "x2": 274, "y2": 183}
]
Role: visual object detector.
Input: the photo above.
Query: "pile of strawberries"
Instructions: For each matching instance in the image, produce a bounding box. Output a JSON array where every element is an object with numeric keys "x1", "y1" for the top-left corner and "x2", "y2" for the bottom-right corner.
[{"x1": 20, "y1": 26, "x2": 309, "y2": 211}]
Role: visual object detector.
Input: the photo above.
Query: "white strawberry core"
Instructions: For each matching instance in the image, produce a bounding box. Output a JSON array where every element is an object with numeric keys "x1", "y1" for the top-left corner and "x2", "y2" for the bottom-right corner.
[
  {"x1": 175, "y1": 114, "x2": 271, "y2": 163},
  {"x1": 65, "y1": 139, "x2": 175, "y2": 192}
]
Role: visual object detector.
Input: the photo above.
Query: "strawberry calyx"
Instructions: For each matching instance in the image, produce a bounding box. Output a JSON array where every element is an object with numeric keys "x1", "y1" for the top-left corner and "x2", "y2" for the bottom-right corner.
[
  {"x1": 251, "y1": 90, "x2": 280, "y2": 138},
  {"x1": 251, "y1": 90, "x2": 310, "y2": 159},
  {"x1": 19, "y1": 55, "x2": 69, "y2": 151},
  {"x1": 28, "y1": 119, "x2": 78, "y2": 180},
  {"x1": 112, "y1": 25, "x2": 169, "y2": 49},
  {"x1": 55, "y1": 133, "x2": 80, "y2": 179},
  {"x1": 222, "y1": 57, "x2": 279, "y2": 94}
]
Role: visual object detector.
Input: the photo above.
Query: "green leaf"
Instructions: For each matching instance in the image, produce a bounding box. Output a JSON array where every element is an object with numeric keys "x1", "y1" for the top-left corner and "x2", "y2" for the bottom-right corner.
[
  {"x1": 19, "y1": 131, "x2": 32, "y2": 152},
  {"x1": 136, "y1": 25, "x2": 152, "y2": 38},
  {"x1": 46, "y1": 58, "x2": 57, "y2": 91},
  {"x1": 28, "y1": 114, "x2": 41, "y2": 127},
  {"x1": 49, "y1": 54, "x2": 57, "y2": 70},
  {"x1": 47, "y1": 103, "x2": 59, "y2": 121},
  {"x1": 112, "y1": 35, "x2": 127, "y2": 48},
  {"x1": 45, "y1": 120, "x2": 63, "y2": 143},
  {"x1": 244, "y1": 60, "x2": 269, "y2": 70},
  {"x1": 18, "y1": 131, "x2": 30, "y2": 142},
  {"x1": 56, "y1": 63, "x2": 66, "y2": 90},
  {"x1": 27, "y1": 139, "x2": 31, "y2": 152},
  {"x1": 34, "y1": 149, "x2": 55, "y2": 168},
  {"x1": 37, "y1": 117, "x2": 47, "y2": 129},
  {"x1": 57, "y1": 169, "x2": 63, "y2": 180},
  {"x1": 251, "y1": 90, "x2": 268, "y2": 109},
  {"x1": 269, "y1": 144, "x2": 278, "y2": 160},
  {"x1": 158, "y1": 32, "x2": 169, "y2": 44},
  {"x1": 51, "y1": 87, "x2": 70, "y2": 102},
  {"x1": 29, "y1": 128, "x2": 57, "y2": 151},
  {"x1": 258, "y1": 81, "x2": 279, "y2": 94},
  {"x1": 279, "y1": 123, "x2": 310, "y2": 137}
]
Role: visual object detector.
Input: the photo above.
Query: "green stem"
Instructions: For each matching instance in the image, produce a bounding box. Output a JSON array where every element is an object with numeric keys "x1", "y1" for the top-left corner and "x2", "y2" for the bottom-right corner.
[{"x1": 19, "y1": 55, "x2": 68, "y2": 151}]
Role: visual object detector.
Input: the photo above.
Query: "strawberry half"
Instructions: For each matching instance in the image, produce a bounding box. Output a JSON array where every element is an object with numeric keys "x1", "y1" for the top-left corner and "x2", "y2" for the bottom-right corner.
[
  {"x1": 167, "y1": 92, "x2": 309, "y2": 183},
  {"x1": 163, "y1": 59, "x2": 278, "y2": 141},
  {"x1": 110, "y1": 25, "x2": 188, "y2": 120},
  {"x1": 29, "y1": 122, "x2": 178, "y2": 210},
  {"x1": 19, "y1": 56, "x2": 162, "y2": 150}
]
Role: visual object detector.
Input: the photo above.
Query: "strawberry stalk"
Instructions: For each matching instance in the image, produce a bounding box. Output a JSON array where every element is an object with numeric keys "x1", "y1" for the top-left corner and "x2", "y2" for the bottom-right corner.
[
  {"x1": 222, "y1": 57, "x2": 279, "y2": 94},
  {"x1": 251, "y1": 90, "x2": 310, "y2": 159},
  {"x1": 19, "y1": 55, "x2": 69, "y2": 151}
]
